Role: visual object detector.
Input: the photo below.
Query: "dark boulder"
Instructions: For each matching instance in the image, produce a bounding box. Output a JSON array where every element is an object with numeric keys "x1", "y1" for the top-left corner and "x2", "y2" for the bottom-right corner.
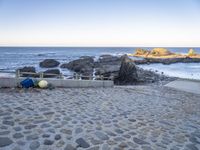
[
  {"x1": 17, "y1": 66, "x2": 38, "y2": 77},
  {"x1": 60, "y1": 56, "x2": 94, "y2": 74},
  {"x1": 18, "y1": 66, "x2": 36, "y2": 73},
  {"x1": 115, "y1": 55, "x2": 138, "y2": 84},
  {"x1": 98, "y1": 55, "x2": 121, "y2": 65},
  {"x1": 137, "y1": 68, "x2": 162, "y2": 83},
  {"x1": 40, "y1": 59, "x2": 60, "y2": 68},
  {"x1": 43, "y1": 69, "x2": 61, "y2": 78},
  {"x1": 95, "y1": 65, "x2": 120, "y2": 75},
  {"x1": 94, "y1": 55, "x2": 122, "y2": 79}
]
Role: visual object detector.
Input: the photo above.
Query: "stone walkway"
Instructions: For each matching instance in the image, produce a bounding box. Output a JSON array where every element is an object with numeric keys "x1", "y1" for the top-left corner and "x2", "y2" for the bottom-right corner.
[
  {"x1": 0, "y1": 85, "x2": 200, "y2": 150},
  {"x1": 165, "y1": 79, "x2": 200, "y2": 95}
]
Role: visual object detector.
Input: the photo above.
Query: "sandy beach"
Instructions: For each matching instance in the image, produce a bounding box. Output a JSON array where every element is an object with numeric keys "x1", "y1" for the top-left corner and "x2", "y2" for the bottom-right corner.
[{"x1": 0, "y1": 85, "x2": 200, "y2": 150}]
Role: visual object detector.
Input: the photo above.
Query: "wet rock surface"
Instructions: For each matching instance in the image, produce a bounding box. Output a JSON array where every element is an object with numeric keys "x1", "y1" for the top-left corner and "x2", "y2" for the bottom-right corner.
[
  {"x1": 60, "y1": 56, "x2": 94, "y2": 75},
  {"x1": 134, "y1": 57, "x2": 200, "y2": 65},
  {"x1": 0, "y1": 86, "x2": 200, "y2": 149},
  {"x1": 60, "y1": 54, "x2": 171, "y2": 84},
  {"x1": 39, "y1": 59, "x2": 60, "y2": 68},
  {"x1": 17, "y1": 66, "x2": 37, "y2": 77},
  {"x1": 43, "y1": 69, "x2": 61, "y2": 78},
  {"x1": 114, "y1": 55, "x2": 138, "y2": 84}
]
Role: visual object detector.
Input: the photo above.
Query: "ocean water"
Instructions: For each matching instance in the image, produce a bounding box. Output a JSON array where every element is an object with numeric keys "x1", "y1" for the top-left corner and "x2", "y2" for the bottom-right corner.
[{"x1": 0, "y1": 47, "x2": 200, "y2": 79}]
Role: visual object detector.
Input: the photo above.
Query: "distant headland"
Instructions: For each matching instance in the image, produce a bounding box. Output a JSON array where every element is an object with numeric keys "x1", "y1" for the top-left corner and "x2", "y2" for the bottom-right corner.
[{"x1": 128, "y1": 48, "x2": 200, "y2": 65}]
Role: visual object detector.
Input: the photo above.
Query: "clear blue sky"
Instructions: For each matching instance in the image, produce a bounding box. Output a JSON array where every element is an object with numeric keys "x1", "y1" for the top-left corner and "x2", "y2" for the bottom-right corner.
[{"x1": 0, "y1": 0, "x2": 200, "y2": 46}]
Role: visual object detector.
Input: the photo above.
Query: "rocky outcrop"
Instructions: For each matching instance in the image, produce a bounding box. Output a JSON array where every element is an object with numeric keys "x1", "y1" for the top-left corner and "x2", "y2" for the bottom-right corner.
[
  {"x1": 150, "y1": 48, "x2": 173, "y2": 56},
  {"x1": 94, "y1": 55, "x2": 122, "y2": 78},
  {"x1": 188, "y1": 49, "x2": 196, "y2": 56},
  {"x1": 18, "y1": 66, "x2": 36, "y2": 73},
  {"x1": 98, "y1": 55, "x2": 121, "y2": 64},
  {"x1": 114, "y1": 55, "x2": 138, "y2": 84},
  {"x1": 134, "y1": 48, "x2": 150, "y2": 56},
  {"x1": 136, "y1": 68, "x2": 167, "y2": 83},
  {"x1": 43, "y1": 69, "x2": 61, "y2": 78},
  {"x1": 132, "y1": 48, "x2": 200, "y2": 64},
  {"x1": 60, "y1": 54, "x2": 170, "y2": 84},
  {"x1": 60, "y1": 56, "x2": 94, "y2": 75},
  {"x1": 134, "y1": 57, "x2": 200, "y2": 65},
  {"x1": 39, "y1": 59, "x2": 60, "y2": 68},
  {"x1": 17, "y1": 66, "x2": 38, "y2": 77}
]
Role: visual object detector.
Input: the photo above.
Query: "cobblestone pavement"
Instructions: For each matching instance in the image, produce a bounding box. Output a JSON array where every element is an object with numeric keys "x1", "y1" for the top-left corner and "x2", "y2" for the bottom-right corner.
[{"x1": 0, "y1": 85, "x2": 200, "y2": 150}]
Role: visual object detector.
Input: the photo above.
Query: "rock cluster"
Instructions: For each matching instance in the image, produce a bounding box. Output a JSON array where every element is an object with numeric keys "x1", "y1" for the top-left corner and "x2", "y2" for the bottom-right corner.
[
  {"x1": 18, "y1": 59, "x2": 61, "y2": 78},
  {"x1": 134, "y1": 48, "x2": 173, "y2": 57},
  {"x1": 60, "y1": 54, "x2": 167, "y2": 84},
  {"x1": 17, "y1": 55, "x2": 169, "y2": 84},
  {"x1": 131, "y1": 48, "x2": 200, "y2": 65}
]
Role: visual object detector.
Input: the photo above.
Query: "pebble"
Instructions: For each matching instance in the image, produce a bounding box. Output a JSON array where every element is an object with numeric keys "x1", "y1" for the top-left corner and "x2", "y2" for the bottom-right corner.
[
  {"x1": 42, "y1": 134, "x2": 50, "y2": 138},
  {"x1": 2, "y1": 120, "x2": 14, "y2": 126},
  {"x1": 102, "y1": 144, "x2": 111, "y2": 150},
  {"x1": 115, "y1": 129, "x2": 124, "y2": 134},
  {"x1": 0, "y1": 131, "x2": 10, "y2": 135},
  {"x1": 13, "y1": 133, "x2": 24, "y2": 139},
  {"x1": 0, "y1": 137, "x2": 13, "y2": 147},
  {"x1": 76, "y1": 138, "x2": 90, "y2": 148},
  {"x1": 133, "y1": 137, "x2": 149, "y2": 145},
  {"x1": 186, "y1": 144, "x2": 199, "y2": 150},
  {"x1": 29, "y1": 141, "x2": 40, "y2": 150},
  {"x1": 91, "y1": 138, "x2": 103, "y2": 145},
  {"x1": 24, "y1": 124, "x2": 37, "y2": 130},
  {"x1": 55, "y1": 134, "x2": 61, "y2": 140},
  {"x1": 95, "y1": 131, "x2": 109, "y2": 140},
  {"x1": 44, "y1": 139, "x2": 54, "y2": 145},
  {"x1": 56, "y1": 140, "x2": 65, "y2": 147},
  {"x1": 75, "y1": 128, "x2": 83, "y2": 134},
  {"x1": 60, "y1": 129, "x2": 72, "y2": 135},
  {"x1": 128, "y1": 119, "x2": 137, "y2": 122},
  {"x1": 26, "y1": 134, "x2": 39, "y2": 140}
]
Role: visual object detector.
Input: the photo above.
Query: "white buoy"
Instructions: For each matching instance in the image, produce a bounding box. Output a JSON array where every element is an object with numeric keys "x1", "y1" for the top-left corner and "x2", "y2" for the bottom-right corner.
[{"x1": 38, "y1": 80, "x2": 48, "y2": 88}]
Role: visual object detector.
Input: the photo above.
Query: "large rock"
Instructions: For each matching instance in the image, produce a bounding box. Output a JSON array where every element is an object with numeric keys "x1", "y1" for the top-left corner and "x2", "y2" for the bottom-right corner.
[
  {"x1": 59, "y1": 54, "x2": 170, "y2": 84},
  {"x1": 95, "y1": 65, "x2": 120, "y2": 76},
  {"x1": 60, "y1": 56, "x2": 94, "y2": 74},
  {"x1": 18, "y1": 66, "x2": 36, "y2": 73},
  {"x1": 94, "y1": 55, "x2": 122, "y2": 78},
  {"x1": 40, "y1": 59, "x2": 60, "y2": 68},
  {"x1": 150, "y1": 48, "x2": 173, "y2": 56},
  {"x1": 98, "y1": 55, "x2": 121, "y2": 64},
  {"x1": 0, "y1": 137, "x2": 13, "y2": 147},
  {"x1": 134, "y1": 48, "x2": 150, "y2": 56},
  {"x1": 43, "y1": 69, "x2": 61, "y2": 78},
  {"x1": 188, "y1": 49, "x2": 196, "y2": 56},
  {"x1": 115, "y1": 55, "x2": 138, "y2": 84},
  {"x1": 17, "y1": 66, "x2": 37, "y2": 77}
]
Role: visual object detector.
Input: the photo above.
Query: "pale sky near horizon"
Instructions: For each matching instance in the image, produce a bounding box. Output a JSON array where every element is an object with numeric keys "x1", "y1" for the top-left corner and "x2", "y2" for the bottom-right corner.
[{"x1": 0, "y1": 0, "x2": 200, "y2": 47}]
